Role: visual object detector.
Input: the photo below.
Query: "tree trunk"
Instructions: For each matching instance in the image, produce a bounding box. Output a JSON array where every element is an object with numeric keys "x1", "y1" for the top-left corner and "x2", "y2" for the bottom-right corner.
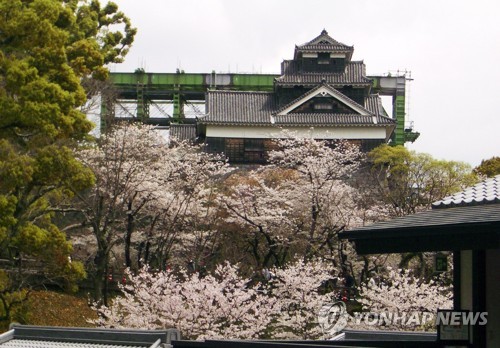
[
  {"x1": 125, "y1": 201, "x2": 134, "y2": 268},
  {"x1": 93, "y1": 248, "x2": 108, "y2": 306}
]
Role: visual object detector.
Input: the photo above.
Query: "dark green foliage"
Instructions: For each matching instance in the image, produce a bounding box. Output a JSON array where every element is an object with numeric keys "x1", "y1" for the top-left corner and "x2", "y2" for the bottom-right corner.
[
  {"x1": 0, "y1": 0, "x2": 135, "y2": 323},
  {"x1": 474, "y1": 156, "x2": 500, "y2": 178}
]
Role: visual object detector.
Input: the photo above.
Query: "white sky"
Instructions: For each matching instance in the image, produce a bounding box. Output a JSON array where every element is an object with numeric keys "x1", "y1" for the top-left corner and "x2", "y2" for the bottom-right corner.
[{"x1": 110, "y1": 0, "x2": 500, "y2": 167}]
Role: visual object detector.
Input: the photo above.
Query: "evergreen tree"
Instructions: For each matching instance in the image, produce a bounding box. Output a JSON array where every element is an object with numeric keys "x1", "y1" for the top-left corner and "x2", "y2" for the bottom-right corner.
[
  {"x1": 0, "y1": 0, "x2": 135, "y2": 321},
  {"x1": 474, "y1": 156, "x2": 500, "y2": 178}
]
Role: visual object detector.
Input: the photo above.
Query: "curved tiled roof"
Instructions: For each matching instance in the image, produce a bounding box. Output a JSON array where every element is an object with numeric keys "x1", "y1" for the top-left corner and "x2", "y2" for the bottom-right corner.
[
  {"x1": 295, "y1": 30, "x2": 354, "y2": 57},
  {"x1": 200, "y1": 91, "x2": 277, "y2": 125},
  {"x1": 432, "y1": 175, "x2": 500, "y2": 208},
  {"x1": 199, "y1": 87, "x2": 395, "y2": 128},
  {"x1": 276, "y1": 61, "x2": 372, "y2": 86},
  {"x1": 170, "y1": 124, "x2": 197, "y2": 141},
  {"x1": 273, "y1": 113, "x2": 394, "y2": 126},
  {"x1": 365, "y1": 94, "x2": 388, "y2": 117},
  {"x1": 298, "y1": 44, "x2": 353, "y2": 52}
]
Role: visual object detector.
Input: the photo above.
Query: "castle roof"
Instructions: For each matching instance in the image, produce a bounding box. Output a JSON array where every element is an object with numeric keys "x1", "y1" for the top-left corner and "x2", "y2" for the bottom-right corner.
[
  {"x1": 200, "y1": 30, "x2": 393, "y2": 132},
  {"x1": 294, "y1": 29, "x2": 354, "y2": 60},
  {"x1": 276, "y1": 60, "x2": 372, "y2": 87},
  {"x1": 202, "y1": 91, "x2": 277, "y2": 126},
  {"x1": 200, "y1": 84, "x2": 394, "y2": 128}
]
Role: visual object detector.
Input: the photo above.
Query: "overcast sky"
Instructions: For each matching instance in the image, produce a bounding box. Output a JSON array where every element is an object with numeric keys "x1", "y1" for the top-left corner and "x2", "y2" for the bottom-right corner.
[{"x1": 110, "y1": 0, "x2": 500, "y2": 167}]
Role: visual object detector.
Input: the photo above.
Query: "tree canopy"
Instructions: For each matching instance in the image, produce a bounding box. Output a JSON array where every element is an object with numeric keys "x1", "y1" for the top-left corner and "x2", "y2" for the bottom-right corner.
[
  {"x1": 73, "y1": 123, "x2": 230, "y2": 304},
  {"x1": 474, "y1": 156, "x2": 500, "y2": 178},
  {"x1": 0, "y1": 0, "x2": 135, "y2": 321},
  {"x1": 368, "y1": 145, "x2": 477, "y2": 216}
]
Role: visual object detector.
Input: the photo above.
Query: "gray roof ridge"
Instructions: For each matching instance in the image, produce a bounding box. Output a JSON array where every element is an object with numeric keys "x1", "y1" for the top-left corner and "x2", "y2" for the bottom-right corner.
[
  {"x1": 275, "y1": 80, "x2": 373, "y2": 86},
  {"x1": 207, "y1": 90, "x2": 274, "y2": 95}
]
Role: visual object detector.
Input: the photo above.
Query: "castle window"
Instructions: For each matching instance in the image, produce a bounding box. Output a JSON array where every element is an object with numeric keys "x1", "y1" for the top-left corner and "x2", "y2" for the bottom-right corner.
[
  {"x1": 314, "y1": 102, "x2": 333, "y2": 110},
  {"x1": 318, "y1": 52, "x2": 330, "y2": 65}
]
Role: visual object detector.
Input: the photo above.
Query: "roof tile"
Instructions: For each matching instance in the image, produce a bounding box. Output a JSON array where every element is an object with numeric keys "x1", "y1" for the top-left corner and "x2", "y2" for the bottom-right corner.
[
  {"x1": 432, "y1": 175, "x2": 500, "y2": 208},
  {"x1": 199, "y1": 87, "x2": 395, "y2": 127},
  {"x1": 274, "y1": 113, "x2": 395, "y2": 126},
  {"x1": 275, "y1": 82, "x2": 373, "y2": 116},
  {"x1": 200, "y1": 91, "x2": 277, "y2": 125},
  {"x1": 295, "y1": 30, "x2": 354, "y2": 56},
  {"x1": 345, "y1": 204, "x2": 500, "y2": 232},
  {"x1": 170, "y1": 124, "x2": 197, "y2": 141},
  {"x1": 276, "y1": 61, "x2": 372, "y2": 86},
  {"x1": 0, "y1": 339, "x2": 137, "y2": 348}
]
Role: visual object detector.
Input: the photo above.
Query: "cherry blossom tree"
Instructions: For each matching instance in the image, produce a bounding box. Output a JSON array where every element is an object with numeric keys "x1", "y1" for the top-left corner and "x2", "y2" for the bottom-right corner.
[
  {"x1": 268, "y1": 137, "x2": 368, "y2": 263},
  {"x1": 138, "y1": 144, "x2": 231, "y2": 271},
  {"x1": 268, "y1": 258, "x2": 337, "y2": 339},
  {"x1": 354, "y1": 268, "x2": 453, "y2": 331},
  {"x1": 219, "y1": 168, "x2": 299, "y2": 268},
  {"x1": 93, "y1": 262, "x2": 278, "y2": 339},
  {"x1": 71, "y1": 123, "x2": 168, "y2": 303},
  {"x1": 219, "y1": 135, "x2": 382, "y2": 278},
  {"x1": 69, "y1": 123, "x2": 230, "y2": 304},
  {"x1": 93, "y1": 259, "x2": 338, "y2": 340}
]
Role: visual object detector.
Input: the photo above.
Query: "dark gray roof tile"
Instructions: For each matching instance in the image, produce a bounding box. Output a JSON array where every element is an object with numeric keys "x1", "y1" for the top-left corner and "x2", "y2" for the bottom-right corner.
[
  {"x1": 199, "y1": 85, "x2": 395, "y2": 128},
  {"x1": 365, "y1": 94, "x2": 388, "y2": 117},
  {"x1": 275, "y1": 82, "x2": 372, "y2": 116},
  {"x1": 200, "y1": 91, "x2": 277, "y2": 125},
  {"x1": 170, "y1": 124, "x2": 197, "y2": 141},
  {"x1": 346, "y1": 204, "x2": 500, "y2": 233},
  {"x1": 273, "y1": 113, "x2": 395, "y2": 126},
  {"x1": 276, "y1": 61, "x2": 372, "y2": 86},
  {"x1": 0, "y1": 339, "x2": 137, "y2": 348},
  {"x1": 0, "y1": 326, "x2": 179, "y2": 348},
  {"x1": 295, "y1": 30, "x2": 354, "y2": 55}
]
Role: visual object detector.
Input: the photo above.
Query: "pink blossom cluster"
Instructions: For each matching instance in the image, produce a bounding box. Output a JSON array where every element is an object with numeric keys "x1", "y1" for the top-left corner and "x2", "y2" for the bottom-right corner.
[{"x1": 93, "y1": 259, "x2": 337, "y2": 340}]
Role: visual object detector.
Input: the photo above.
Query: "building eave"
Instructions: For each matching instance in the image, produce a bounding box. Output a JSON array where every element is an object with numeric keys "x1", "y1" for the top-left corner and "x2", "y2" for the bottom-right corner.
[{"x1": 340, "y1": 204, "x2": 500, "y2": 254}]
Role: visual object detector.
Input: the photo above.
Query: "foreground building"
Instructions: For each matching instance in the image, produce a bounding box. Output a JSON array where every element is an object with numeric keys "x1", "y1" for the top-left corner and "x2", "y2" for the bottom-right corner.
[
  {"x1": 0, "y1": 325, "x2": 180, "y2": 347},
  {"x1": 0, "y1": 325, "x2": 443, "y2": 348},
  {"x1": 198, "y1": 30, "x2": 396, "y2": 163},
  {"x1": 340, "y1": 175, "x2": 500, "y2": 348}
]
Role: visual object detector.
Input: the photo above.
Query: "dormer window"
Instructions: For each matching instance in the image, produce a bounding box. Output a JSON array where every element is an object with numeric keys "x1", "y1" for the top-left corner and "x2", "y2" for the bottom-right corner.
[{"x1": 318, "y1": 53, "x2": 330, "y2": 65}]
